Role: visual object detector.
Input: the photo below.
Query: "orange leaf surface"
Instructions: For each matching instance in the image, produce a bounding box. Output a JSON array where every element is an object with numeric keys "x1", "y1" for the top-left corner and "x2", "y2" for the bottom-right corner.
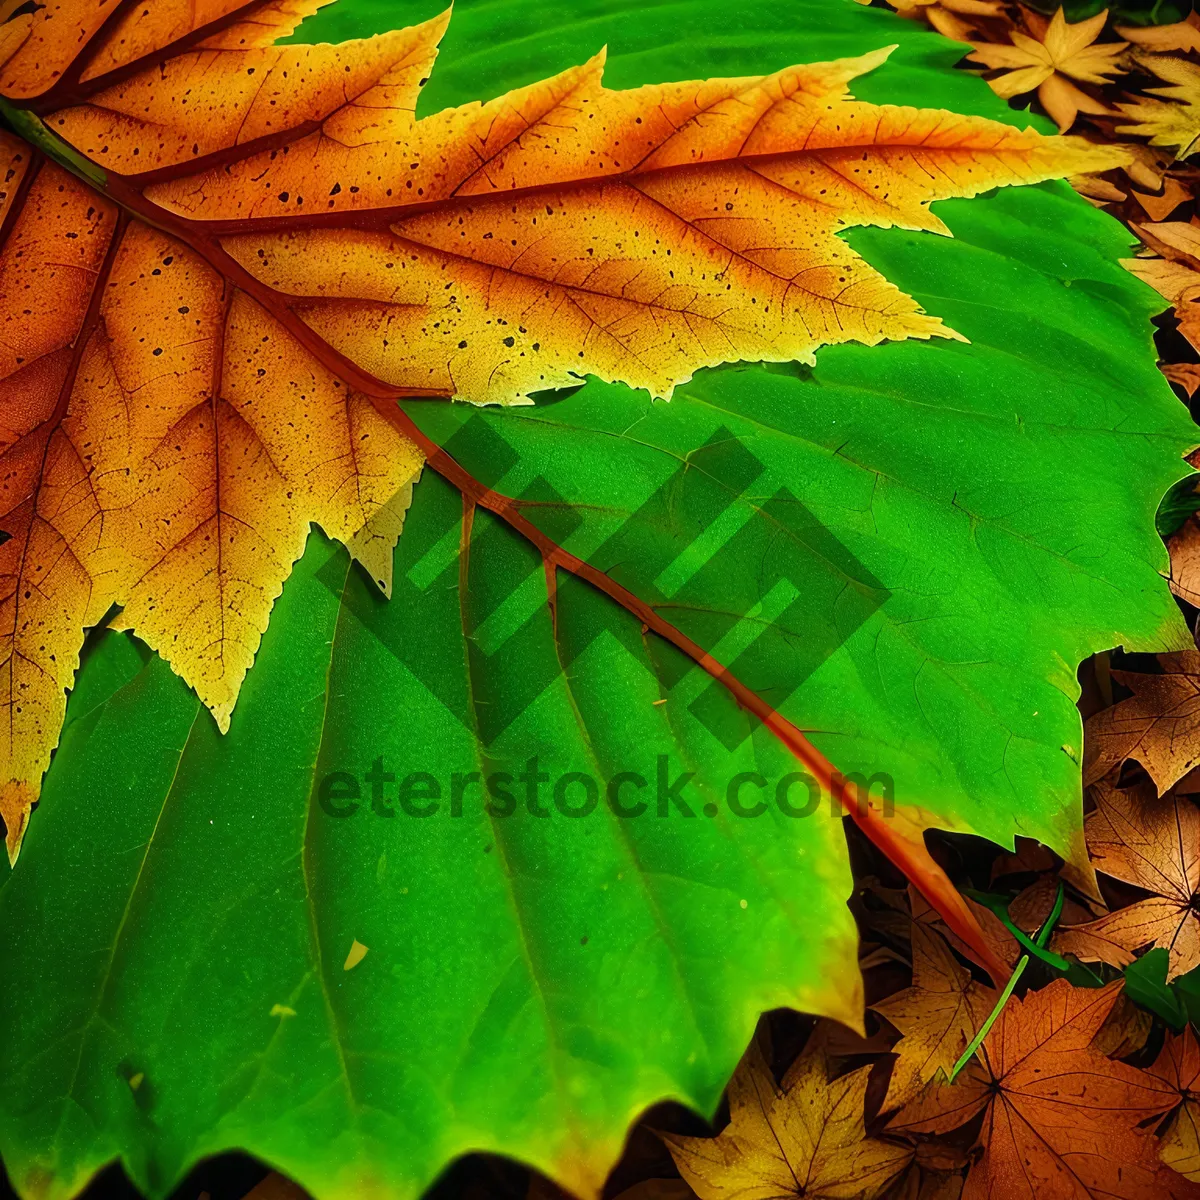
[
  {"x1": 1150, "y1": 1030, "x2": 1200, "y2": 1183},
  {"x1": 888, "y1": 979, "x2": 1194, "y2": 1199},
  {"x1": 0, "y1": 1, "x2": 1124, "y2": 861}
]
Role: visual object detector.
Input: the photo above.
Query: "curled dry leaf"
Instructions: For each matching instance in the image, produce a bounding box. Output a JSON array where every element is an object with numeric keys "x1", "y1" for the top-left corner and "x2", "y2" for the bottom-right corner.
[
  {"x1": 1131, "y1": 218, "x2": 1200, "y2": 268},
  {"x1": 1133, "y1": 175, "x2": 1193, "y2": 221},
  {"x1": 1117, "y1": 12, "x2": 1200, "y2": 56},
  {"x1": 1118, "y1": 54, "x2": 1200, "y2": 160},
  {"x1": 1164, "y1": 364, "x2": 1200, "y2": 400},
  {"x1": 1082, "y1": 652, "x2": 1200, "y2": 795},
  {"x1": 1124, "y1": 143, "x2": 1176, "y2": 190},
  {"x1": 968, "y1": 7, "x2": 1127, "y2": 133},
  {"x1": 1053, "y1": 779, "x2": 1200, "y2": 981},
  {"x1": 1150, "y1": 1029, "x2": 1200, "y2": 1184},
  {"x1": 888, "y1": 980, "x2": 1193, "y2": 1199},
  {"x1": 1170, "y1": 513, "x2": 1200, "y2": 605},
  {"x1": 883, "y1": 0, "x2": 1009, "y2": 46},
  {"x1": 662, "y1": 1038, "x2": 913, "y2": 1200},
  {"x1": 0, "y1": 1, "x2": 1128, "y2": 861},
  {"x1": 871, "y1": 922, "x2": 997, "y2": 1112},
  {"x1": 1070, "y1": 171, "x2": 1127, "y2": 204}
]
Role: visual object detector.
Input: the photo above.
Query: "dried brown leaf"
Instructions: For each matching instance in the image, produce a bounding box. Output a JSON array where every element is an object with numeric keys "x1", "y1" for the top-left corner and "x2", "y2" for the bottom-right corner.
[
  {"x1": 1149, "y1": 1030, "x2": 1200, "y2": 1183},
  {"x1": 889, "y1": 980, "x2": 1192, "y2": 1198},
  {"x1": 1083, "y1": 655, "x2": 1200, "y2": 794},
  {"x1": 1053, "y1": 780, "x2": 1200, "y2": 980},
  {"x1": 872, "y1": 923, "x2": 998, "y2": 1111},
  {"x1": 663, "y1": 1039, "x2": 913, "y2": 1199}
]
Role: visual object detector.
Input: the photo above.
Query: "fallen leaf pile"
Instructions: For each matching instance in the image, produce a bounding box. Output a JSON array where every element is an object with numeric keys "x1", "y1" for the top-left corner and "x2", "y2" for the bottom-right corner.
[{"x1": 888, "y1": 979, "x2": 1187, "y2": 1197}]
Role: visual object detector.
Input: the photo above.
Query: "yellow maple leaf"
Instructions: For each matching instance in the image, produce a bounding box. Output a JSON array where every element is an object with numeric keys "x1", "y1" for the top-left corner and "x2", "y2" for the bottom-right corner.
[
  {"x1": 968, "y1": 6, "x2": 1127, "y2": 132},
  {"x1": 662, "y1": 1037, "x2": 913, "y2": 1199},
  {"x1": 1118, "y1": 53, "x2": 1200, "y2": 159},
  {"x1": 0, "y1": 1, "x2": 1125, "y2": 860},
  {"x1": 871, "y1": 921, "x2": 997, "y2": 1111}
]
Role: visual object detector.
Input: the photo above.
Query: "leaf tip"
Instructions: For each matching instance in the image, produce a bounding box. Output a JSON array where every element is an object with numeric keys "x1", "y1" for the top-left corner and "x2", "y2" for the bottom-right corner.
[{"x1": 0, "y1": 781, "x2": 33, "y2": 867}]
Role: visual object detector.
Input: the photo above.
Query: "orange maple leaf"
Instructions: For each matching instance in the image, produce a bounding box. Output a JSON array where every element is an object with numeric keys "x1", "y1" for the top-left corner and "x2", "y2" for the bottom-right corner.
[
  {"x1": 1052, "y1": 778, "x2": 1200, "y2": 981},
  {"x1": 0, "y1": 0, "x2": 1124, "y2": 861},
  {"x1": 1150, "y1": 1029, "x2": 1200, "y2": 1183},
  {"x1": 968, "y1": 7, "x2": 1127, "y2": 133},
  {"x1": 889, "y1": 979, "x2": 1195, "y2": 1199}
]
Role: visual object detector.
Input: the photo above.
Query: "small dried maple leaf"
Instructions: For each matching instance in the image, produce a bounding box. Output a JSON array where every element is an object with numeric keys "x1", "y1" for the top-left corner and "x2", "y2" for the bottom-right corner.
[
  {"x1": 888, "y1": 979, "x2": 1194, "y2": 1199},
  {"x1": 968, "y1": 7, "x2": 1127, "y2": 133},
  {"x1": 1150, "y1": 1029, "x2": 1200, "y2": 1183},
  {"x1": 1070, "y1": 171, "x2": 1128, "y2": 204},
  {"x1": 0, "y1": 0, "x2": 1126, "y2": 859},
  {"x1": 1122, "y1": 144, "x2": 1176, "y2": 191},
  {"x1": 1052, "y1": 779, "x2": 1200, "y2": 980},
  {"x1": 1083, "y1": 652, "x2": 1200, "y2": 796},
  {"x1": 1118, "y1": 54, "x2": 1200, "y2": 160},
  {"x1": 662, "y1": 1037, "x2": 913, "y2": 1200},
  {"x1": 871, "y1": 921, "x2": 997, "y2": 1111}
]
